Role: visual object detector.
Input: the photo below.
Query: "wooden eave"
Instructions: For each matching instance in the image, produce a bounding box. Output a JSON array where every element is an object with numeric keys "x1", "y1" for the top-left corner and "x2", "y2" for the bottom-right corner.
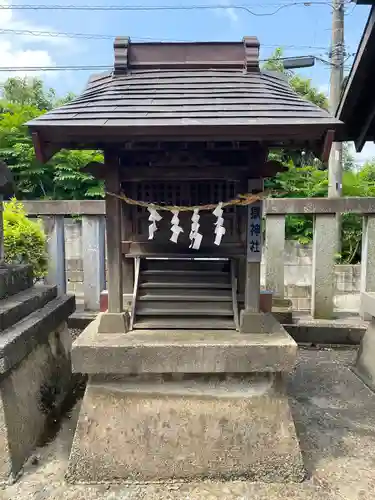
[
  {"x1": 28, "y1": 37, "x2": 343, "y2": 163},
  {"x1": 337, "y1": 6, "x2": 375, "y2": 151}
]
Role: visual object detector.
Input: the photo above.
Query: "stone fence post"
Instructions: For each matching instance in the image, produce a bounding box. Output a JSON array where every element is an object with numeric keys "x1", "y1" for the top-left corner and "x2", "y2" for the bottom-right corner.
[
  {"x1": 264, "y1": 214, "x2": 285, "y2": 298},
  {"x1": 360, "y1": 215, "x2": 375, "y2": 320}
]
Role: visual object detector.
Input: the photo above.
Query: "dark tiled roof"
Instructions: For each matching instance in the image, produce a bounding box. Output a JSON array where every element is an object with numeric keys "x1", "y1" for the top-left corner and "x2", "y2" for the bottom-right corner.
[
  {"x1": 29, "y1": 68, "x2": 338, "y2": 129},
  {"x1": 337, "y1": 6, "x2": 375, "y2": 150},
  {"x1": 27, "y1": 37, "x2": 342, "y2": 162}
]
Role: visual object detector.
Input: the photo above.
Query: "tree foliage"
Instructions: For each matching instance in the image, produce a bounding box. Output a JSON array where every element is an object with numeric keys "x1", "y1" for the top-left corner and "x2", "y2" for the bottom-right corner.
[
  {"x1": 262, "y1": 48, "x2": 329, "y2": 109},
  {"x1": 3, "y1": 199, "x2": 48, "y2": 278},
  {"x1": 0, "y1": 77, "x2": 103, "y2": 199},
  {"x1": 2, "y1": 77, "x2": 57, "y2": 111},
  {"x1": 266, "y1": 162, "x2": 375, "y2": 263}
]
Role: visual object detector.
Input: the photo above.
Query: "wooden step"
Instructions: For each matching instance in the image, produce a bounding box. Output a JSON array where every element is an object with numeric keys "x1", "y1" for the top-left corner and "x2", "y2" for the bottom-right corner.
[
  {"x1": 140, "y1": 275, "x2": 229, "y2": 285},
  {"x1": 143, "y1": 259, "x2": 229, "y2": 272},
  {"x1": 133, "y1": 317, "x2": 235, "y2": 330},
  {"x1": 137, "y1": 301, "x2": 233, "y2": 316},
  {"x1": 139, "y1": 282, "x2": 232, "y2": 289},
  {"x1": 141, "y1": 269, "x2": 228, "y2": 276},
  {"x1": 138, "y1": 289, "x2": 232, "y2": 301}
]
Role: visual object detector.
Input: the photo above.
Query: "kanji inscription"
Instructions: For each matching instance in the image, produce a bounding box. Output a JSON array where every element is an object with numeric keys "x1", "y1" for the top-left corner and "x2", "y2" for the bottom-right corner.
[{"x1": 247, "y1": 201, "x2": 262, "y2": 262}]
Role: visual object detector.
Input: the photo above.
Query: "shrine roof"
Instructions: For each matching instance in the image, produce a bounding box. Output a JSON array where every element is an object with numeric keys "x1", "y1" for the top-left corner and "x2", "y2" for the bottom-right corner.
[
  {"x1": 336, "y1": 6, "x2": 375, "y2": 151},
  {"x1": 27, "y1": 37, "x2": 343, "y2": 162}
]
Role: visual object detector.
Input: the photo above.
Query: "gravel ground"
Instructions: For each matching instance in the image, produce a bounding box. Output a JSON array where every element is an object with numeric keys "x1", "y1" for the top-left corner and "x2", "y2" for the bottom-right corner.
[{"x1": 1, "y1": 346, "x2": 375, "y2": 500}]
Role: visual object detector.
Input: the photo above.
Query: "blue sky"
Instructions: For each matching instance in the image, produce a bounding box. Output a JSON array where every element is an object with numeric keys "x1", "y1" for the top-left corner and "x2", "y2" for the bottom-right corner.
[{"x1": 0, "y1": 0, "x2": 373, "y2": 159}]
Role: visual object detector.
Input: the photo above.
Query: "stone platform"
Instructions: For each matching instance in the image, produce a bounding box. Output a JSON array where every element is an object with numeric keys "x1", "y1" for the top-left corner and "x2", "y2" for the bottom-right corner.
[
  {"x1": 353, "y1": 292, "x2": 375, "y2": 390},
  {"x1": 2, "y1": 348, "x2": 374, "y2": 500},
  {"x1": 0, "y1": 264, "x2": 75, "y2": 483},
  {"x1": 68, "y1": 313, "x2": 304, "y2": 483}
]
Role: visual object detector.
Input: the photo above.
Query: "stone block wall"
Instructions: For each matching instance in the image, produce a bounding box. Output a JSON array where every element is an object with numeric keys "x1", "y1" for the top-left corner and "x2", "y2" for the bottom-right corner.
[{"x1": 64, "y1": 220, "x2": 361, "y2": 313}]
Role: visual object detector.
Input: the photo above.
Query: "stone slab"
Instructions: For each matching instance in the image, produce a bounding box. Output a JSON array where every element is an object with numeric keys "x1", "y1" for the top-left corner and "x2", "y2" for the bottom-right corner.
[
  {"x1": 354, "y1": 322, "x2": 375, "y2": 391},
  {"x1": 71, "y1": 319, "x2": 298, "y2": 375},
  {"x1": 272, "y1": 306, "x2": 293, "y2": 324},
  {"x1": 0, "y1": 285, "x2": 57, "y2": 332},
  {"x1": 0, "y1": 322, "x2": 72, "y2": 484},
  {"x1": 0, "y1": 294, "x2": 75, "y2": 375},
  {"x1": 0, "y1": 265, "x2": 33, "y2": 300},
  {"x1": 353, "y1": 292, "x2": 375, "y2": 390},
  {"x1": 67, "y1": 374, "x2": 304, "y2": 483}
]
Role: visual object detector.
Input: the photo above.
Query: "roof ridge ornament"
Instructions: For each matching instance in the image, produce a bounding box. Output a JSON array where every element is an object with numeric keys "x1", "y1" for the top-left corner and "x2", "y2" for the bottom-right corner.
[
  {"x1": 114, "y1": 36, "x2": 130, "y2": 75},
  {"x1": 243, "y1": 36, "x2": 260, "y2": 72}
]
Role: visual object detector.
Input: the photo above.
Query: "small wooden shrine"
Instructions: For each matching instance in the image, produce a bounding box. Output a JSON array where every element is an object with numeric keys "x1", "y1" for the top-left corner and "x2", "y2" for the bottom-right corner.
[{"x1": 28, "y1": 37, "x2": 342, "y2": 483}]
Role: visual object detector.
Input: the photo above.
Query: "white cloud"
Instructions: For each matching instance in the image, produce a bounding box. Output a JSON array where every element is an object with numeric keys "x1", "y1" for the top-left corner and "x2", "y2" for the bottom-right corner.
[
  {"x1": 318, "y1": 83, "x2": 330, "y2": 97},
  {"x1": 0, "y1": 0, "x2": 71, "y2": 47},
  {"x1": 0, "y1": 0, "x2": 75, "y2": 79},
  {"x1": 215, "y1": 0, "x2": 239, "y2": 24},
  {"x1": 0, "y1": 40, "x2": 54, "y2": 78}
]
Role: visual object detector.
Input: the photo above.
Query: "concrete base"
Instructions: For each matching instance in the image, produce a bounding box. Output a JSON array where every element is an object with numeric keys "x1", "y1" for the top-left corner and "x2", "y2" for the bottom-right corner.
[
  {"x1": 96, "y1": 311, "x2": 129, "y2": 334},
  {"x1": 239, "y1": 310, "x2": 280, "y2": 334},
  {"x1": 67, "y1": 373, "x2": 304, "y2": 483},
  {"x1": 354, "y1": 292, "x2": 375, "y2": 391},
  {"x1": 0, "y1": 322, "x2": 72, "y2": 483},
  {"x1": 72, "y1": 320, "x2": 298, "y2": 375},
  {"x1": 69, "y1": 313, "x2": 303, "y2": 484}
]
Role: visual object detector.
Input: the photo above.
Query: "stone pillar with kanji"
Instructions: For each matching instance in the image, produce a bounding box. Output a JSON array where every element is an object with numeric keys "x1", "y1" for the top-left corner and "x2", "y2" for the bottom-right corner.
[{"x1": 240, "y1": 178, "x2": 267, "y2": 333}]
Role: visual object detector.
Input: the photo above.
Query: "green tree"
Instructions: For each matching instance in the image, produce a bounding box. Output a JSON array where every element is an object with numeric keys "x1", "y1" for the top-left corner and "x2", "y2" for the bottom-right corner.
[
  {"x1": 263, "y1": 49, "x2": 357, "y2": 171},
  {"x1": 0, "y1": 79, "x2": 104, "y2": 200},
  {"x1": 266, "y1": 161, "x2": 375, "y2": 263},
  {"x1": 2, "y1": 77, "x2": 56, "y2": 111},
  {"x1": 263, "y1": 48, "x2": 328, "y2": 109}
]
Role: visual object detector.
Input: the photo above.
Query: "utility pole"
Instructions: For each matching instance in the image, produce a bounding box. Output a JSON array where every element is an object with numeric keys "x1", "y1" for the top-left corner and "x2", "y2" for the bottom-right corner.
[{"x1": 328, "y1": 0, "x2": 345, "y2": 248}]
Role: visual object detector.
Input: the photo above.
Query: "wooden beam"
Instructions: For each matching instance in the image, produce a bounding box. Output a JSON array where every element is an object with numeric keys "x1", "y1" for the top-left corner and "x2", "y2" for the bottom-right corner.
[
  {"x1": 321, "y1": 129, "x2": 335, "y2": 164},
  {"x1": 120, "y1": 165, "x2": 254, "y2": 181},
  {"x1": 31, "y1": 132, "x2": 47, "y2": 163},
  {"x1": 104, "y1": 151, "x2": 123, "y2": 313},
  {"x1": 355, "y1": 99, "x2": 375, "y2": 152},
  {"x1": 82, "y1": 161, "x2": 106, "y2": 179},
  {"x1": 31, "y1": 132, "x2": 60, "y2": 163}
]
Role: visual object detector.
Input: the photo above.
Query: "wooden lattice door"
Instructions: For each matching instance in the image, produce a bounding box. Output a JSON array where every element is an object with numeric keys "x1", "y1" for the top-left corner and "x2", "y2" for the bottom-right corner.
[{"x1": 124, "y1": 180, "x2": 242, "y2": 250}]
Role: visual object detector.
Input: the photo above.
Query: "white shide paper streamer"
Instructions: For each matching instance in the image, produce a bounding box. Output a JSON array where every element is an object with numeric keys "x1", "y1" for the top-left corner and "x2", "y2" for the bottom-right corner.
[
  {"x1": 213, "y1": 202, "x2": 226, "y2": 246},
  {"x1": 147, "y1": 205, "x2": 162, "y2": 240},
  {"x1": 189, "y1": 208, "x2": 203, "y2": 250},
  {"x1": 170, "y1": 209, "x2": 183, "y2": 243}
]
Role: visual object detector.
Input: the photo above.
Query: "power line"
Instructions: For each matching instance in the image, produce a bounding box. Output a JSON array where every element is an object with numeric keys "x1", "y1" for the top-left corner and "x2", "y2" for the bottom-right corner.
[
  {"x1": 0, "y1": 2, "x2": 347, "y2": 14},
  {"x1": 0, "y1": 65, "x2": 112, "y2": 72},
  {"x1": 0, "y1": 27, "x2": 346, "y2": 52},
  {"x1": 0, "y1": 55, "x2": 329, "y2": 72}
]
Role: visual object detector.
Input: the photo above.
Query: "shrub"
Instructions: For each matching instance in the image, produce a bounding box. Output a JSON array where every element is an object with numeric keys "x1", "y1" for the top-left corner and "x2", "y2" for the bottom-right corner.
[{"x1": 3, "y1": 199, "x2": 48, "y2": 278}]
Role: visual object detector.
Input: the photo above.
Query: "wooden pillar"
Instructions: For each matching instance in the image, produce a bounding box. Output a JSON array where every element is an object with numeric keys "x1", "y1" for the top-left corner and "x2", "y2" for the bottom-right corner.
[
  {"x1": 240, "y1": 178, "x2": 264, "y2": 333},
  {"x1": 104, "y1": 151, "x2": 123, "y2": 314},
  {"x1": 122, "y1": 201, "x2": 134, "y2": 296},
  {"x1": 244, "y1": 178, "x2": 263, "y2": 313}
]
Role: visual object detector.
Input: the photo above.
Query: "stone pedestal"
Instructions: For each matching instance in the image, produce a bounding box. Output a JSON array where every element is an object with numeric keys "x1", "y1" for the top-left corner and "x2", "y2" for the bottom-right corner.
[
  {"x1": 353, "y1": 292, "x2": 375, "y2": 391},
  {"x1": 0, "y1": 264, "x2": 75, "y2": 483},
  {"x1": 68, "y1": 316, "x2": 304, "y2": 483}
]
